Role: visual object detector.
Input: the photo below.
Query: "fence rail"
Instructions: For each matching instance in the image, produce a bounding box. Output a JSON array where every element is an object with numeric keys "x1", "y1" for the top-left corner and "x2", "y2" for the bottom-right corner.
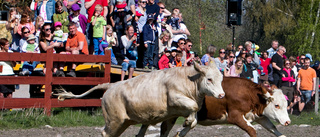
[{"x1": 0, "y1": 49, "x2": 111, "y2": 115}]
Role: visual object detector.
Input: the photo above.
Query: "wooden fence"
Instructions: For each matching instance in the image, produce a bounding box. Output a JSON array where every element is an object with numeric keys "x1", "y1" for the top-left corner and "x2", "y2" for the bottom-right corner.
[{"x1": 0, "y1": 49, "x2": 111, "y2": 115}]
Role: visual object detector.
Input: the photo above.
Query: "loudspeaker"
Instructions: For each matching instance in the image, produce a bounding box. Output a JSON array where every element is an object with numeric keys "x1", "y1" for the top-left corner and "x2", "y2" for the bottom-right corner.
[{"x1": 226, "y1": 0, "x2": 243, "y2": 26}]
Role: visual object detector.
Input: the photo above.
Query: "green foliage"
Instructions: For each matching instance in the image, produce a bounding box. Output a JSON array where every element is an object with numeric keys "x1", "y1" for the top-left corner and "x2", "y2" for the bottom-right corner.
[{"x1": 290, "y1": 112, "x2": 320, "y2": 125}]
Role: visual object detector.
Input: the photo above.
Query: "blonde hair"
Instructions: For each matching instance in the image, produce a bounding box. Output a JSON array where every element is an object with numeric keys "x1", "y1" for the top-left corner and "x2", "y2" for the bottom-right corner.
[
  {"x1": 106, "y1": 25, "x2": 113, "y2": 31},
  {"x1": 95, "y1": 4, "x2": 103, "y2": 11},
  {"x1": 35, "y1": 16, "x2": 44, "y2": 30},
  {"x1": 160, "y1": 30, "x2": 171, "y2": 40}
]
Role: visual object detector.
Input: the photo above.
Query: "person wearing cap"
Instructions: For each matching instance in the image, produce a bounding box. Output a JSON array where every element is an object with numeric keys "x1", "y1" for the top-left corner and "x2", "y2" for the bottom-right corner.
[
  {"x1": 67, "y1": 0, "x2": 87, "y2": 17},
  {"x1": 142, "y1": 14, "x2": 158, "y2": 69},
  {"x1": 53, "y1": 22, "x2": 64, "y2": 43},
  {"x1": 19, "y1": 34, "x2": 40, "y2": 76},
  {"x1": 53, "y1": 1, "x2": 69, "y2": 34},
  {"x1": 158, "y1": 47, "x2": 171, "y2": 70},
  {"x1": 69, "y1": 3, "x2": 87, "y2": 34}
]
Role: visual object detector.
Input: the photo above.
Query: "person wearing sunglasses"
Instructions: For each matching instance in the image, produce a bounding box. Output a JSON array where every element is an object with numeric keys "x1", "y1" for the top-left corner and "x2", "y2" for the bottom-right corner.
[
  {"x1": 296, "y1": 54, "x2": 306, "y2": 71},
  {"x1": 214, "y1": 48, "x2": 228, "y2": 73},
  {"x1": 15, "y1": 27, "x2": 32, "y2": 53},
  {"x1": 280, "y1": 59, "x2": 296, "y2": 113},
  {"x1": 271, "y1": 45, "x2": 286, "y2": 88}
]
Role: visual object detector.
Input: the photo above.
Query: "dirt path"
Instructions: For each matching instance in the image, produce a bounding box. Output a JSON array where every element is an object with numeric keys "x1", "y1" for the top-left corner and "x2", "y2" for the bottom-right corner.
[{"x1": 0, "y1": 124, "x2": 319, "y2": 137}]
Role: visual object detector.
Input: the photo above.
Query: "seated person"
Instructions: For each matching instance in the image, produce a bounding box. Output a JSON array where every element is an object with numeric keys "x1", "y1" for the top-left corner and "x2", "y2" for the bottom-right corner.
[
  {"x1": 65, "y1": 22, "x2": 89, "y2": 77},
  {"x1": 0, "y1": 38, "x2": 15, "y2": 98},
  {"x1": 20, "y1": 34, "x2": 40, "y2": 76}
]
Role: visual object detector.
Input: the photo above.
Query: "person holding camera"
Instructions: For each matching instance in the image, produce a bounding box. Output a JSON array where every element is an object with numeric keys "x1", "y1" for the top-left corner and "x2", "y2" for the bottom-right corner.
[{"x1": 6, "y1": 8, "x2": 21, "y2": 51}]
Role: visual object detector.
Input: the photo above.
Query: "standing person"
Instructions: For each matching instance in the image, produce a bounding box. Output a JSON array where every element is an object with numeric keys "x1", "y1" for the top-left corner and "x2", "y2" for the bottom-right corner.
[
  {"x1": 34, "y1": 0, "x2": 56, "y2": 23},
  {"x1": 145, "y1": 0, "x2": 160, "y2": 22},
  {"x1": 53, "y1": 1, "x2": 69, "y2": 35},
  {"x1": 235, "y1": 44, "x2": 243, "y2": 57},
  {"x1": 91, "y1": 4, "x2": 107, "y2": 55},
  {"x1": 136, "y1": 0, "x2": 148, "y2": 32},
  {"x1": 201, "y1": 45, "x2": 216, "y2": 66},
  {"x1": 65, "y1": 22, "x2": 89, "y2": 77},
  {"x1": 297, "y1": 57, "x2": 317, "y2": 113},
  {"x1": 6, "y1": 8, "x2": 21, "y2": 51},
  {"x1": 281, "y1": 59, "x2": 296, "y2": 112},
  {"x1": 259, "y1": 51, "x2": 271, "y2": 81},
  {"x1": 85, "y1": 0, "x2": 108, "y2": 54},
  {"x1": 240, "y1": 53, "x2": 254, "y2": 81},
  {"x1": 68, "y1": 4, "x2": 87, "y2": 34},
  {"x1": 35, "y1": 16, "x2": 45, "y2": 38},
  {"x1": 184, "y1": 39, "x2": 194, "y2": 66},
  {"x1": 296, "y1": 54, "x2": 305, "y2": 71},
  {"x1": 267, "y1": 40, "x2": 279, "y2": 58},
  {"x1": 214, "y1": 48, "x2": 228, "y2": 73},
  {"x1": 17, "y1": 13, "x2": 36, "y2": 36},
  {"x1": 224, "y1": 57, "x2": 243, "y2": 77},
  {"x1": 0, "y1": 38, "x2": 15, "y2": 98},
  {"x1": 142, "y1": 14, "x2": 157, "y2": 69},
  {"x1": 271, "y1": 46, "x2": 286, "y2": 88},
  {"x1": 158, "y1": 47, "x2": 171, "y2": 70}
]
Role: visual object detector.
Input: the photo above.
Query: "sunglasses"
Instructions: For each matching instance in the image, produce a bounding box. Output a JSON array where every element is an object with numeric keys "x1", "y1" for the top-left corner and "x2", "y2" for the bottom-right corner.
[
  {"x1": 141, "y1": 1, "x2": 147, "y2": 4},
  {"x1": 179, "y1": 42, "x2": 185, "y2": 45},
  {"x1": 45, "y1": 28, "x2": 51, "y2": 32},
  {"x1": 220, "y1": 52, "x2": 225, "y2": 54},
  {"x1": 23, "y1": 31, "x2": 30, "y2": 34},
  {"x1": 285, "y1": 63, "x2": 290, "y2": 65},
  {"x1": 188, "y1": 45, "x2": 192, "y2": 47},
  {"x1": 300, "y1": 58, "x2": 305, "y2": 60},
  {"x1": 238, "y1": 48, "x2": 243, "y2": 50},
  {"x1": 160, "y1": 7, "x2": 165, "y2": 9},
  {"x1": 229, "y1": 56, "x2": 235, "y2": 58}
]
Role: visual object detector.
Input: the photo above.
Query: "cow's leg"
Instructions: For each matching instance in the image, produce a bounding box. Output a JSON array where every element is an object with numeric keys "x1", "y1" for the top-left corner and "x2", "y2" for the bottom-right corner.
[
  {"x1": 102, "y1": 120, "x2": 130, "y2": 137},
  {"x1": 227, "y1": 112, "x2": 257, "y2": 137},
  {"x1": 255, "y1": 116, "x2": 285, "y2": 137},
  {"x1": 160, "y1": 117, "x2": 178, "y2": 137},
  {"x1": 174, "y1": 113, "x2": 197, "y2": 137},
  {"x1": 136, "y1": 124, "x2": 149, "y2": 137}
]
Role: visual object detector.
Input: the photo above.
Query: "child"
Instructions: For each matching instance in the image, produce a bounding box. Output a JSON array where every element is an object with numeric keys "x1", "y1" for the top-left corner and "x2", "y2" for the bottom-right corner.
[
  {"x1": 91, "y1": 4, "x2": 107, "y2": 55},
  {"x1": 106, "y1": 25, "x2": 117, "y2": 47},
  {"x1": 53, "y1": 22, "x2": 64, "y2": 43},
  {"x1": 69, "y1": 4, "x2": 87, "y2": 34},
  {"x1": 143, "y1": 14, "x2": 158, "y2": 69},
  {"x1": 20, "y1": 34, "x2": 40, "y2": 76},
  {"x1": 173, "y1": 51, "x2": 183, "y2": 67},
  {"x1": 158, "y1": 47, "x2": 171, "y2": 70}
]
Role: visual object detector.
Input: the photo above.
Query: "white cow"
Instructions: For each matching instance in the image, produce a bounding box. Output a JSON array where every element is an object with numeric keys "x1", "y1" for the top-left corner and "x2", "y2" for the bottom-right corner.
[{"x1": 100, "y1": 61, "x2": 225, "y2": 137}]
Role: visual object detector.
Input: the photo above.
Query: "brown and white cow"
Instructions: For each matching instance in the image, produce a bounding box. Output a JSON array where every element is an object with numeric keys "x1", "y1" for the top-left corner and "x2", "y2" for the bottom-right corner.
[
  {"x1": 138, "y1": 77, "x2": 291, "y2": 137},
  {"x1": 100, "y1": 61, "x2": 225, "y2": 137}
]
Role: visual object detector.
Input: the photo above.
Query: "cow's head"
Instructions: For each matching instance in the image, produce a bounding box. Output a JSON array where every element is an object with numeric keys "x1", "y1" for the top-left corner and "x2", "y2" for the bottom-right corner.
[
  {"x1": 262, "y1": 89, "x2": 291, "y2": 126},
  {"x1": 193, "y1": 59, "x2": 225, "y2": 99}
]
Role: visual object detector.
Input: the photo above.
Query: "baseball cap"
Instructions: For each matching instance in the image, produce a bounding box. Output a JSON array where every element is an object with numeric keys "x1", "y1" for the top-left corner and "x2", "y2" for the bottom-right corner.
[
  {"x1": 54, "y1": 21, "x2": 62, "y2": 27},
  {"x1": 71, "y1": 4, "x2": 80, "y2": 11}
]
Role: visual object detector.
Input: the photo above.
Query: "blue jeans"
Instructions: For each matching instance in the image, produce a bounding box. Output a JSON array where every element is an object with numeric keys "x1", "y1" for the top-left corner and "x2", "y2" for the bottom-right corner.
[
  {"x1": 93, "y1": 37, "x2": 102, "y2": 55},
  {"x1": 300, "y1": 90, "x2": 312, "y2": 103},
  {"x1": 143, "y1": 43, "x2": 155, "y2": 68},
  {"x1": 22, "y1": 61, "x2": 40, "y2": 74},
  {"x1": 121, "y1": 59, "x2": 136, "y2": 72}
]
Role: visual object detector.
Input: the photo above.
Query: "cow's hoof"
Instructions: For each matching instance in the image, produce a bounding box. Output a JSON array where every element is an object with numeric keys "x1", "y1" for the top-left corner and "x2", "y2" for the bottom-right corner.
[{"x1": 174, "y1": 132, "x2": 180, "y2": 137}]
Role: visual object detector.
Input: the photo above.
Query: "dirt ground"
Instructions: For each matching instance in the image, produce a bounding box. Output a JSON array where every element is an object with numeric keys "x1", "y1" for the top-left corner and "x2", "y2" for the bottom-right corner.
[{"x1": 0, "y1": 124, "x2": 319, "y2": 137}]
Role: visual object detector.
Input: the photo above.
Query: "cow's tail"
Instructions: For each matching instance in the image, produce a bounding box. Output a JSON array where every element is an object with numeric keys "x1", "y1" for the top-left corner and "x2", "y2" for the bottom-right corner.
[{"x1": 53, "y1": 83, "x2": 112, "y2": 101}]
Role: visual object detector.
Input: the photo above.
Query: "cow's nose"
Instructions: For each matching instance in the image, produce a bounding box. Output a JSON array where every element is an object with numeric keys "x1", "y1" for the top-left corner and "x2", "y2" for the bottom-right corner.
[
  {"x1": 218, "y1": 93, "x2": 225, "y2": 99},
  {"x1": 285, "y1": 121, "x2": 291, "y2": 126}
]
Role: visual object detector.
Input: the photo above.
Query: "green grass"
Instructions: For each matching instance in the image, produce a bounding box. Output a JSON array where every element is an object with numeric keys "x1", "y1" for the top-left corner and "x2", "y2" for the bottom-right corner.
[
  {"x1": 0, "y1": 107, "x2": 105, "y2": 129},
  {"x1": 1, "y1": 108, "x2": 320, "y2": 130}
]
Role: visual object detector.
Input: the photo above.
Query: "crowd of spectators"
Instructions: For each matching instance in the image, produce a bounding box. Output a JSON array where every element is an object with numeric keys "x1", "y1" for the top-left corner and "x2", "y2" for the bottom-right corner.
[
  {"x1": 220, "y1": 40, "x2": 319, "y2": 115},
  {"x1": 2, "y1": 0, "x2": 198, "y2": 80},
  {"x1": 1, "y1": 0, "x2": 319, "y2": 110}
]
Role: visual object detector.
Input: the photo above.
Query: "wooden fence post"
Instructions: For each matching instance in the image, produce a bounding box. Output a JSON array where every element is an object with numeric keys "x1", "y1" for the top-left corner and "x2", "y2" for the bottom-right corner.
[
  {"x1": 315, "y1": 77, "x2": 319, "y2": 114},
  {"x1": 44, "y1": 49, "x2": 54, "y2": 116}
]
